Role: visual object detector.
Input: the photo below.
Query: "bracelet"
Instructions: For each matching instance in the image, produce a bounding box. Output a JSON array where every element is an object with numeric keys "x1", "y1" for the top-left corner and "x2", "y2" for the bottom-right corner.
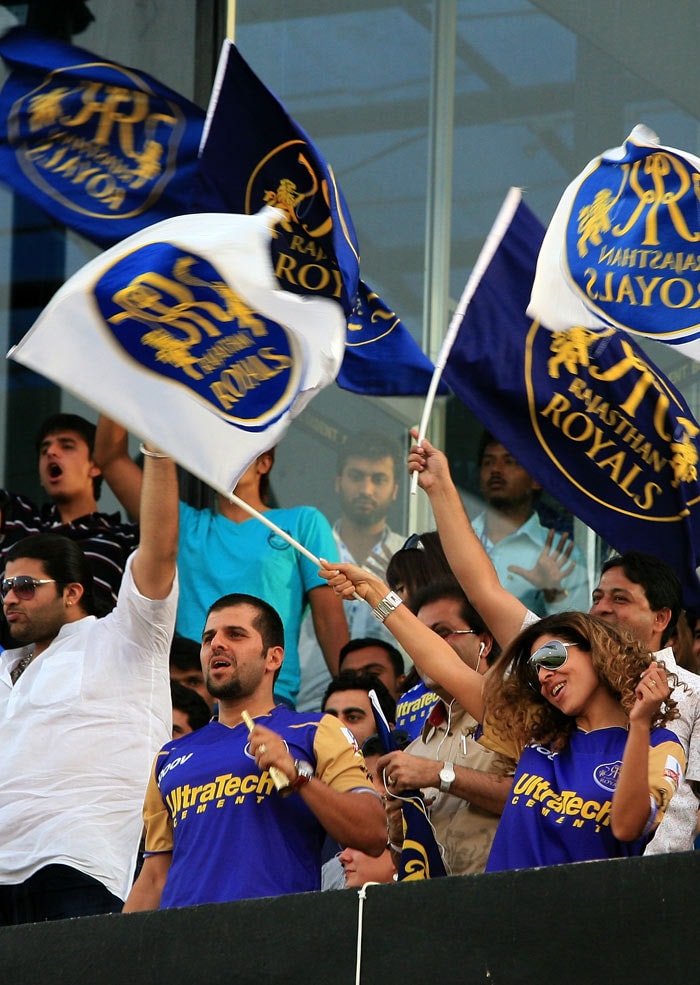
[{"x1": 139, "y1": 442, "x2": 170, "y2": 460}]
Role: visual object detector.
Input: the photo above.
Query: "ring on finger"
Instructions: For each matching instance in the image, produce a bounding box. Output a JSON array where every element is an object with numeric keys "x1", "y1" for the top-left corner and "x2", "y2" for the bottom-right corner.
[
  {"x1": 259, "y1": 743, "x2": 267, "y2": 754},
  {"x1": 388, "y1": 775, "x2": 396, "y2": 786}
]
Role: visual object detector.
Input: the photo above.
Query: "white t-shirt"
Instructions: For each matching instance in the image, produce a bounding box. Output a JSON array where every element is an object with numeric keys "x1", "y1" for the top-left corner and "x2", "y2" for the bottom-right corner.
[{"x1": 0, "y1": 553, "x2": 177, "y2": 899}]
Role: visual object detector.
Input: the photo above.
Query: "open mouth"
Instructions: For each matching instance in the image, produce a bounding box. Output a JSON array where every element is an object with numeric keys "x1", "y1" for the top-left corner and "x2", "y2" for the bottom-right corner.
[
  {"x1": 211, "y1": 657, "x2": 231, "y2": 670},
  {"x1": 551, "y1": 682, "x2": 565, "y2": 697},
  {"x1": 47, "y1": 462, "x2": 63, "y2": 479}
]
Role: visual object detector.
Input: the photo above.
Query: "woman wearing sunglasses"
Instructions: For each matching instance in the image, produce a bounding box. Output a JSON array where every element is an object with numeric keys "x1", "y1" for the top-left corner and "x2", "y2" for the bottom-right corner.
[{"x1": 320, "y1": 561, "x2": 686, "y2": 871}]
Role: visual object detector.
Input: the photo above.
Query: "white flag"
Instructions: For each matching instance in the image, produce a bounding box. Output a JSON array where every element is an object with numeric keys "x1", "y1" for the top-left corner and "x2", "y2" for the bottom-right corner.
[
  {"x1": 528, "y1": 123, "x2": 700, "y2": 362},
  {"x1": 9, "y1": 207, "x2": 346, "y2": 495}
]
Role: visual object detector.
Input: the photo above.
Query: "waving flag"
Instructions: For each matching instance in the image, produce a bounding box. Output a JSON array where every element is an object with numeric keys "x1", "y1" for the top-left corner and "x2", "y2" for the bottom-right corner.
[
  {"x1": 369, "y1": 690, "x2": 447, "y2": 881},
  {"x1": 445, "y1": 189, "x2": 700, "y2": 606},
  {"x1": 0, "y1": 26, "x2": 205, "y2": 244},
  {"x1": 8, "y1": 207, "x2": 345, "y2": 496},
  {"x1": 529, "y1": 124, "x2": 700, "y2": 363},
  {"x1": 193, "y1": 40, "x2": 440, "y2": 397}
]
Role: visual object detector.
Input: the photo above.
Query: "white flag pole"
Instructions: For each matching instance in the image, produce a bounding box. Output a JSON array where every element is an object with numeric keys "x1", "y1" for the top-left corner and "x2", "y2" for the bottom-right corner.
[{"x1": 410, "y1": 187, "x2": 524, "y2": 494}]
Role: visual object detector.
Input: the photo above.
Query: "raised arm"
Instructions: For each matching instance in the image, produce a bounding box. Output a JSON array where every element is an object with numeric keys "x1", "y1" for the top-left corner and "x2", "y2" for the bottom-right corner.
[
  {"x1": 94, "y1": 416, "x2": 144, "y2": 520},
  {"x1": 408, "y1": 432, "x2": 527, "y2": 646},
  {"x1": 320, "y1": 560, "x2": 487, "y2": 723},
  {"x1": 130, "y1": 443, "x2": 178, "y2": 600}
]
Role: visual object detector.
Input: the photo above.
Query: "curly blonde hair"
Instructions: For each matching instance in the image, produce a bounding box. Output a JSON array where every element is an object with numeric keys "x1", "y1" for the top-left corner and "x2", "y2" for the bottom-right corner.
[{"x1": 482, "y1": 611, "x2": 678, "y2": 756}]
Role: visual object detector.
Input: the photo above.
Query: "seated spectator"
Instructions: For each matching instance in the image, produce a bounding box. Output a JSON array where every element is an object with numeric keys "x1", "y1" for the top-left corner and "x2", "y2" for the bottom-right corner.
[
  {"x1": 386, "y1": 531, "x2": 458, "y2": 739},
  {"x1": 339, "y1": 739, "x2": 397, "y2": 889},
  {"x1": 170, "y1": 680, "x2": 211, "y2": 738},
  {"x1": 322, "y1": 671, "x2": 396, "y2": 747},
  {"x1": 377, "y1": 582, "x2": 512, "y2": 875},
  {"x1": 0, "y1": 413, "x2": 138, "y2": 645},
  {"x1": 338, "y1": 637, "x2": 406, "y2": 700},
  {"x1": 470, "y1": 430, "x2": 589, "y2": 616}
]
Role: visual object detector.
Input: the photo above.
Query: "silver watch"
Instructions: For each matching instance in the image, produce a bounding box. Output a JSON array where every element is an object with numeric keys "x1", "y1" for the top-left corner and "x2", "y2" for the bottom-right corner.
[
  {"x1": 372, "y1": 590, "x2": 404, "y2": 623},
  {"x1": 439, "y1": 761, "x2": 456, "y2": 793}
]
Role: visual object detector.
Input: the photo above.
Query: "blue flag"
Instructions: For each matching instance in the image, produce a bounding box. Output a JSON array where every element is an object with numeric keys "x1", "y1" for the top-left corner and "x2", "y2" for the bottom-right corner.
[
  {"x1": 193, "y1": 40, "x2": 440, "y2": 397},
  {"x1": 444, "y1": 190, "x2": 700, "y2": 607},
  {"x1": 369, "y1": 690, "x2": 447, "y2": 881},
  {"x1": 0, "y1": 26, "x2": 205, "y2": 246},
  {"x1": 529, "y1": 124, "x2": 700, "y2": 364}
]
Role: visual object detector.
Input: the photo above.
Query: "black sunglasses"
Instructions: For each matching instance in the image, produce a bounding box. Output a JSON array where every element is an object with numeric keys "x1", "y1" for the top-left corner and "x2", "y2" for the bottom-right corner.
[
  {"x1": 400, "y1": 533, "x2": 424, "y2": 551},
  {"x1": 1, "y1": 576, "x2": 56, "y2": 601}
]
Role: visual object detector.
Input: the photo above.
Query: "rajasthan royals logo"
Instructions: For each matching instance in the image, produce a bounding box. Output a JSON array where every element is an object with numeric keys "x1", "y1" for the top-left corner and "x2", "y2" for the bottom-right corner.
[
  {"x1": 95, "y1": 243, "x2": 301, "y2": 428},
  {"x1": 526, "y1": 321, "x2": 700, "y2": 521},
  {"x1": 244, "y1": 138, "x2": 359, "y2": 315},
  {"x1": 564, "y1": 132, "x2": 700, "y2": 342},
  {"x1": 8, "y1": 61, "x2": 189, "y2": 220},
  {"x1": 593, "y1": 761, "x2": 622, "y2": 792}
]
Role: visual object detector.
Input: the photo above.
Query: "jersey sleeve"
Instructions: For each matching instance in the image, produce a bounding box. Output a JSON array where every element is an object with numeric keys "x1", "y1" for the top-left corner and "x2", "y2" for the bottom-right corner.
[
  {"x1": 647, "y1": 728, "x2": 686, "y2": 829},
  {"x1": 143, "y1": 751, "x2": 174, "y2": 854},
  {"x1": 312, "y1": 713, "x2": 376, "y2": 794}
]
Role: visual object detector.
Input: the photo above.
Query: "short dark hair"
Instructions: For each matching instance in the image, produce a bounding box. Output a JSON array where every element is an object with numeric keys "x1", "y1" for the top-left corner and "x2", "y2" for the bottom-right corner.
[
  {"x1": 169, "y1": 636, "x2": 202, "y2": 672},
  {"x1": 322, "y1": 670, "x2": 396, "y2": 725},
  {"x1": 386, "y1": 530, "x2": 458, "y2": 604},
  {"x1": 205, "y1": 593, "x2": 284, "y2": 651},
  {"x1": 336, "y1": 431, "x2": 402, "y2": 476},
  {"x1": 170, "y1": 679, "x2": 210, "y2": 731},
  {"x1": 4, "y1": 532, "x2": 96, "y2": 615},
  {"x1": 411, "y1": 580, "x2": 499, "y2": 664},
  {"x1": 35, "y1": 413, "x2": 103, "y2": 500},
  {"x1": 600, "y1": 551, "x2": 682, "y2": 645},
  {"x1": 338, "y1": 636, "x2": 405, "y2": 678}
]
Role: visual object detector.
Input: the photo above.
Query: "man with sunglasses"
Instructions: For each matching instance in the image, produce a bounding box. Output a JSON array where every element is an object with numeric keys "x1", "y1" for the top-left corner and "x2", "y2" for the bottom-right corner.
[
  {"x1": 408, "y1": 433, "x2": 700, "y2": 856},
  {"x1": 376, "y1": 582, "x2": 513, "y2": 875},
  {"x1": 0, "y1": 413, "x2": 139, "y2": 646},
  {"x1": 0, "y1": 444, "x2": 178, "y2": 925}
]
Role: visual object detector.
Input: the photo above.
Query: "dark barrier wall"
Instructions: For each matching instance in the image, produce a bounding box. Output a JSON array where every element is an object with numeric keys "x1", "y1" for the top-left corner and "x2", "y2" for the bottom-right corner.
[{"x1": 1, "y1": 851, "x2": 698, "y2": 985}]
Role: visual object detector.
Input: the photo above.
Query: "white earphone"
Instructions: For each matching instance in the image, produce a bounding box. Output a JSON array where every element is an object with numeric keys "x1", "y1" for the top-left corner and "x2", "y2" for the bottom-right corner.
[{"x1": 478, "y1": 642, "x2": 486, "y2": 659}]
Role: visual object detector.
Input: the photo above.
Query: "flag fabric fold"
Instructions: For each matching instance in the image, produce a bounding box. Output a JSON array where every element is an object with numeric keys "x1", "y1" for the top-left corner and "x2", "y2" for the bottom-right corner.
[
  {"x1": 8, "y1": 207, "x2": 346, "y2": 496},
  {"x1": 193, "y1": 39, "x2": 440, "y2": 397},
  {"x1": 369, "y1": 690, "x2": 447, "y2": 881},
  {"x1": 0, "y1": 25, "x2": 205, "y2": 245},
  {"x1": 445, "y1": 189, "x2": 700, "y2": 606},
  {"x1": 529, "y1": 124, "x2": 700, "y2": 362}
]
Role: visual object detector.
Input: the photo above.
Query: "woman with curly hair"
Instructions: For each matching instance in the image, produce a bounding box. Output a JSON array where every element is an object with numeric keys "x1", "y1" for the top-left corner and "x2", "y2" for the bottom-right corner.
[{"x1": 320, "y1": 561, "x2": 686, "y2": 871}]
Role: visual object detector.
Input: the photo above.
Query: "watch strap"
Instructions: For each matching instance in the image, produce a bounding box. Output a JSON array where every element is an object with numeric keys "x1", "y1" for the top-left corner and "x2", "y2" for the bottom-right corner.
[{"x1": 372, "y1": 590, "x2": 404, "y2": 623}]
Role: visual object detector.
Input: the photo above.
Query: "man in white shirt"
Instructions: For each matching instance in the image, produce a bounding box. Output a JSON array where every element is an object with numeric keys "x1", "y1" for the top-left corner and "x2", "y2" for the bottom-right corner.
[{"x1": 0, "y1": 443, "x2": 178, "y2": 925}]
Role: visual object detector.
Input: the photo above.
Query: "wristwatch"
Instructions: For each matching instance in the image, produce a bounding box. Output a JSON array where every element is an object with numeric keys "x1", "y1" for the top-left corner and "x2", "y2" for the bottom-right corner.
[
  {"x1": 372, "y1": 590, "x2": 404, "y2": 623},
  {"x1": 290, "y1": 759, "x2": 315, "y2": 793},
  {"x1": 439, "y1": 761, "x2": 456, "y2": 793}
]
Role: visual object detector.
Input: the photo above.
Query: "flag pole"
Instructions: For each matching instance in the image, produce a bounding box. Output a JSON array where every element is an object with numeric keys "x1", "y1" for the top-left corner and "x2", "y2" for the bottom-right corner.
[
  {"x1": 226, "y1": 491, "x2": 364, "y2": 601},
  {"x1": 410, "y1": 186, "x2": 524, "y2": 494}
]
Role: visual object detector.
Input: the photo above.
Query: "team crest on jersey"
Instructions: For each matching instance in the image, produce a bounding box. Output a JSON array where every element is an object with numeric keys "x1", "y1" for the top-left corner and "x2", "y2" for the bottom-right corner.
[
  {"x1": 95, "y1": 243, "x2": 301, "y2": 428},
  {"x1": 565, "y1": 134, "x2": 700, "y2": 342},
  {"x1": 593, "y1": 760, "x2": 622, "y2": 791},
  {"x1": 8, "y1": 61, "x2": 188, "y2": 221}
]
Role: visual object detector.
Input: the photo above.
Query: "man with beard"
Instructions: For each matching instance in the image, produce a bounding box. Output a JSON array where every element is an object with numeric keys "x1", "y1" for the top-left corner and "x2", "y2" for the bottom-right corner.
[
  {"x1": 0, "y1": 414, "x2": 138, "y2": 643},
  {"x1": 472, "y1": 431, "x2": 589, "y2": 616},
  {"x1": 297, "y1": 431, "x2": 406, "y2": 710},
  {"x1": 124, "y1": 593, "x2": 385, "y2": 910}
]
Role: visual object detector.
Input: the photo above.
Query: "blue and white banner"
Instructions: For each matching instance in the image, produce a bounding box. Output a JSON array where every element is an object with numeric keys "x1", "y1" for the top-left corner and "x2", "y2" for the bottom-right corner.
[
  {"x1": 446, "y1": 189, "x2": 700, "y2": 606},
  {"x1": 529, "y1": 124, "x2": 700, "y2": 362},
  {"x1": 194, "y1": 40, "x2": 440, "y2": 397},
  {"x1": 8, "y1": 207, "x2": 345, "y2": 496},
  {"x1": 0, "y1": 26, "x2": 205, "y2": 246}
]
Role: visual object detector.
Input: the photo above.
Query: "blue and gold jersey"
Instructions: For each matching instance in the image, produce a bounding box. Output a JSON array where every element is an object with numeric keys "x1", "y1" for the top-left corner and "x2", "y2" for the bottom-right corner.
[
  {"x1": 484, "y1": 725, "x2": 684, "y2": 871},
  {"x1": 143, "y1": 706, "x2": 372, "y2": 907}
]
